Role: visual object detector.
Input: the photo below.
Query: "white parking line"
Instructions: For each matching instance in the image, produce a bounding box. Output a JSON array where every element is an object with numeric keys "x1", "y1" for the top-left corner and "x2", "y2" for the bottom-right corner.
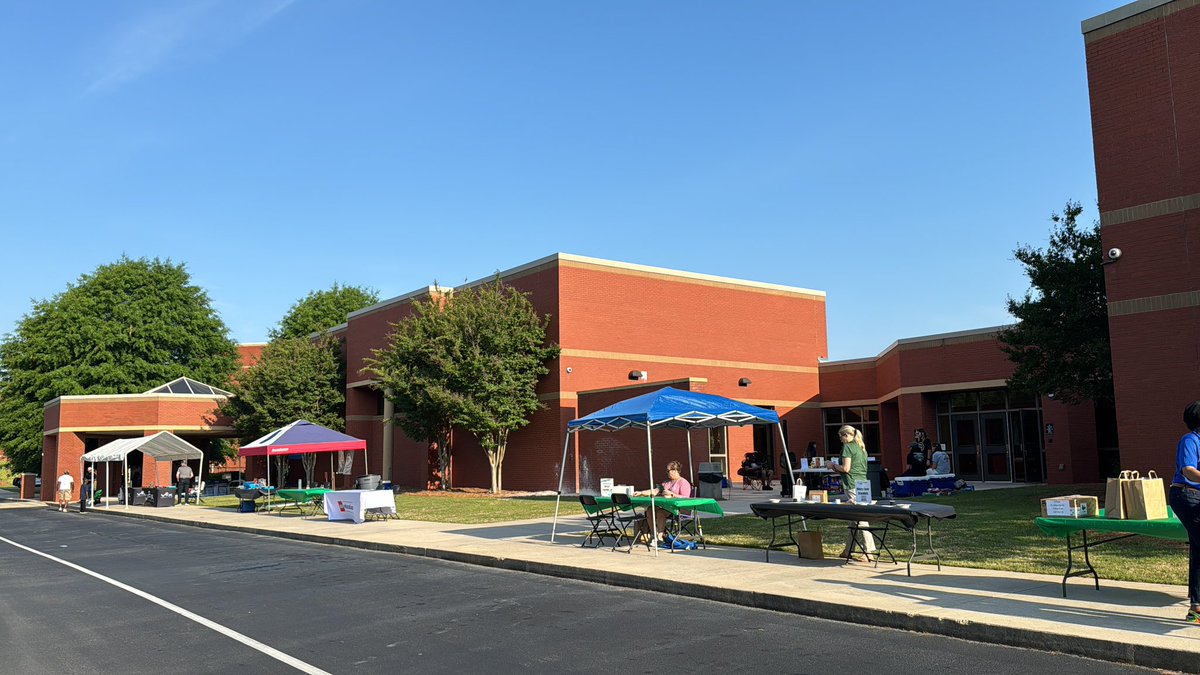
[{"x1": 0, "y1": 534, "x2": 331, "y2": 675}]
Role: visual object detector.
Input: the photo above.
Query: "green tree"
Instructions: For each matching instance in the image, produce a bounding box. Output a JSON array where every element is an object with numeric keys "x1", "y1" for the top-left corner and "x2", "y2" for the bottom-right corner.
[
  {"x1": 0, "y1": 257, "x2": 240, "y2": 472},
  {"x1": 999, "y1": 201, "x2": 1113, "y2": 405},
  {"x1": 450, "y1": 280, "x2": 559, "y2": 494},
  {"x1": 270, "y1": 283, "x2": 378, "y2": 340},
  {"x1": 217, "y1": 337, "x2": 345, "y2": 485},
  {"x1": 365, "y1": 289, "x2": 460, "y2": 489}
]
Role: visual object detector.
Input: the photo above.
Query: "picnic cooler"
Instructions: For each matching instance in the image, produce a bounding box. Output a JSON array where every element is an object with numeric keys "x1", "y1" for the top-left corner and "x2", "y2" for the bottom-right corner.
[
  {"x1": 1041, "y1": 494, "x2": 1099, "y2": 518},
  {"x1": 697, "y1": 462, "x2": 725, "y2": 500},
  {"x1": 1105, "y1": 470, "x2": 1168, "y2": 520}
]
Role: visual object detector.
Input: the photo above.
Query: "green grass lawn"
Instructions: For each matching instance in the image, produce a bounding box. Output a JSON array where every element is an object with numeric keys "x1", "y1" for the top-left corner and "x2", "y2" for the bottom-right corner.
[
  {"x1": 199, "y1": 491, "x2": 585, "y2": 524},
  {"x1": 704, "y1": 483, "x2": 1188, "y2": 586},
  {"x1": 192, "y1": 484, "x2": 1187, "y2": 586}
]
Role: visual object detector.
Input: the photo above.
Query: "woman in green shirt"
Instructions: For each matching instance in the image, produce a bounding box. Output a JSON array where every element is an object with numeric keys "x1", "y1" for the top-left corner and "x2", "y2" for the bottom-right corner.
[{"x1": 829, "y1": 424, "x2": 876, "y2": 560}]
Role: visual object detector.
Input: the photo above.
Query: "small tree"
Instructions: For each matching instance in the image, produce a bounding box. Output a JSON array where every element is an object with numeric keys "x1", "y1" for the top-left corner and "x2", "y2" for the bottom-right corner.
[
  {"x1": 218, "y1": 337, "x2": 345, "y2": 486},
  {"x1": 999, "y1": 201, "x2": 1114, "y2": 405},
  {"x1": 271, "y1": 283, "x2": 379, "y2": 340},
  {"x1": 365, "y1": 290, "x2": 459, "y2": 489},
  {"x1": 450, "y1": 280, "x2": 559, "y2": 494},
  {"x1": 0, "y1": 257, "x2": 240, "y2": 472}
]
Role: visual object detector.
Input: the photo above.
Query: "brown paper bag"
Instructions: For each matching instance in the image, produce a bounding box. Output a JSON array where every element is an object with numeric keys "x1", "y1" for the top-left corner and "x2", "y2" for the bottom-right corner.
[
  {"x1": 1123, "y1": 470, "x2": 1168, "y2": 520},
  {"x1": 1104, "y1": 470, "x2": 1136, "y2": 519},
  {"x1": 794, "y1": 531, "x2": 824, "y2": 559}
]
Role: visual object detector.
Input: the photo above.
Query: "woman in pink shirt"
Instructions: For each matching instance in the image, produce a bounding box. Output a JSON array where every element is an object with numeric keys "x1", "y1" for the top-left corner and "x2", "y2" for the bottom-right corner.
[{"x1": 636, "y1": 460, "x2": 692, "y2": 543}]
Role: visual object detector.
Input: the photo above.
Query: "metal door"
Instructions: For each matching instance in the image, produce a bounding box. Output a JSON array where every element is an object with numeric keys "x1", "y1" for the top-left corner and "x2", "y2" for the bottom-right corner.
[
  {"x1": 950, "y1": 414, "x2": 981, "y2": 481},
  {"x1": 980, "y1": 412, "x2": 1011, "y2": 481}
]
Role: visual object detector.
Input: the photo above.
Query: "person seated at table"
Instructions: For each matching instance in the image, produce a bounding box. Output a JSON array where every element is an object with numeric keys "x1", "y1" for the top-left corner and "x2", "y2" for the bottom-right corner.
[
  {"x1": 635, "y1": 460, "x2": 692, "y2": 543},
  {"x1": 927, "y1": 445, "x2": 951, "y2": 475},
  {"x1": 736, "y1": 452, "x2": 773, "y2": 490},
  {"x1": 899, "y1": 442, "x2": 928, "y2": 477}
]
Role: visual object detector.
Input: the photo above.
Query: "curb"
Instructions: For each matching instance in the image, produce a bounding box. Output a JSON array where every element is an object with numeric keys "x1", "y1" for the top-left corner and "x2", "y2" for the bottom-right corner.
[{"x1": 92, "y1": 508, "x2": 1193, "y2": 672}]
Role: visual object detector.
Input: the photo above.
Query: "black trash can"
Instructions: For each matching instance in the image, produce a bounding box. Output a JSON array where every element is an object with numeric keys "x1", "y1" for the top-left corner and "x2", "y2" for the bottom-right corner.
[
  {"x1": 697, "y1": 462, "x2": 725, "y2": 500},
  {"x1": 867, "y1": 460, "x2": 886, "y2": 500}
]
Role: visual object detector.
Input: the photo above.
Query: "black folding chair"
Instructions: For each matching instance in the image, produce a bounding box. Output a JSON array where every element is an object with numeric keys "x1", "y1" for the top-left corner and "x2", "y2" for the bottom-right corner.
[
  {"x1": 610, "y1": 492, "x2": 650, "y2": 553},
  {"x1": 578, "y1": 495, "x2": 620, "y2": 548},
  {"x1": 669, "y1": 487, "x2": 706, "y2": 550}
]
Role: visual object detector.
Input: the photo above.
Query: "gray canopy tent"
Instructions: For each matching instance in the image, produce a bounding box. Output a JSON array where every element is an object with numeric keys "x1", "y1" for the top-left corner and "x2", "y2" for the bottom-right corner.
[
  {"x1": 80, "y1": 432, "x2": 206, "y2": 509},
  {"x1": 551, "y1": 387, "x2": 789, "y2": 556}
]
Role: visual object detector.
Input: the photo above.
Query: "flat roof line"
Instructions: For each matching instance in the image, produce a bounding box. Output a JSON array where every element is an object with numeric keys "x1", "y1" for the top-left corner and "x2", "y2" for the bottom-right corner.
[
  {"x1": 821, "y1": 325, "x2": 1009, "y2": 366},
  {"x1": 1082, "y1": 0, "x2": 1176, "y2": 33},
  {"x1": 350, "y1": 253, "x2": 826, "y2": 320}
]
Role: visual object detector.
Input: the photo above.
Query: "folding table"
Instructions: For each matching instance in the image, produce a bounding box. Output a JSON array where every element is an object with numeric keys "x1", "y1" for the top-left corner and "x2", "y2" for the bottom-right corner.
[{"x1": 1035, "y1": 508, "x2": 1185, "y2": 596}]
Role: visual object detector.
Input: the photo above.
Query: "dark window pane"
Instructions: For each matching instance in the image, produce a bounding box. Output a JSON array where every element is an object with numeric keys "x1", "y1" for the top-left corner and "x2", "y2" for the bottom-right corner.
[
  {"x1": 843, "y1": 407, "x2": 863, "y2": 424},
  {"x1": 168, "y1": 381, "x2": 190, "y2": 394},
  {"x1": 979, "y1": 390, "x2": 1005, "y2": 411},
  {"x1": 958, "y1": 453, "x2": 979, "y2": 475},
  {"x1": 826, "y1": 426, "x2": 843, "y2": 457},
  {"x1": 1007, "y1": 390, "x2": 1037, "y2": 409},
  {"x1": 950, "y1": 392, "x2": 977, "y2": 412},
  {"x1": 935, "y1": 395, "x2": 950, "y2": 415},
  {"x1": 983, "y1": 416, "x2": 1006, "y2": 445},
  {"x1": 823, "y1": 409, "x2": 841, "y2": 425},
  {"x1": 954, "y1": 417, "x2": 977, "y2": 445},
  {"x1": 865, "y1": 407, "x2": 879, "y2": 422},
  {"x1": 863, "y1": 424, "x2": 881, "y2": 456}
]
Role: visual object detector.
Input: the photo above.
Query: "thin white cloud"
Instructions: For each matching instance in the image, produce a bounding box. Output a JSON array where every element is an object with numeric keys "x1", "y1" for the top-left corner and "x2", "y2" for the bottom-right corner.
[{"x1": 86, "y1": 0, "x2": 296, "y2": 94}]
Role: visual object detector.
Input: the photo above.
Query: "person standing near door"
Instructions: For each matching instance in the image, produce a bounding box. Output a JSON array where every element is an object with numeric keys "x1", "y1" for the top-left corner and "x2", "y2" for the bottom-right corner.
[
  {"x1": 1169, "y1": 401, "x2": 1200, "y2": 624},
  {"x1": 55, "y1": 470, "x2": 74, "y2": 512},
  {"x1": 176, "y1": 462, "x2": 195, "y2": 506}
]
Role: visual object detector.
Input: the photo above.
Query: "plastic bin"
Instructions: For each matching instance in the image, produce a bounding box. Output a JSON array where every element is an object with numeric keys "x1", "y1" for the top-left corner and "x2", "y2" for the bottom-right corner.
[{"x1": 697, "y1": 462, "x2": 725, "y2": 500}]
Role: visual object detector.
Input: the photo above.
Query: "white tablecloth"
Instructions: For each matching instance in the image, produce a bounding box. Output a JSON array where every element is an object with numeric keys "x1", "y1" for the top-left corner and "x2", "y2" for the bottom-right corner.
[{"x1": 323, "y1": 489, "x2": 396, "y2": 523}]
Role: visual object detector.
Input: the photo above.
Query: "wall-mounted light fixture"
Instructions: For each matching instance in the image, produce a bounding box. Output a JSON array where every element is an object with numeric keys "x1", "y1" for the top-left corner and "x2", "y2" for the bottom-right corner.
[
  {"x1": 628, "y1": 370, "x2": 647, "y2": 381},
  {"x1": 738, "y1": 377, "x2": 752, "y2": 387}
]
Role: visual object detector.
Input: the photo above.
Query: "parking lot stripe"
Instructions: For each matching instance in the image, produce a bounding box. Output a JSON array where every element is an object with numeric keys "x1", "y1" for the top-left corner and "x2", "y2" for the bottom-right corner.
[{"x1": 0, "y1": 534, "x2": 331, "y2": 675}]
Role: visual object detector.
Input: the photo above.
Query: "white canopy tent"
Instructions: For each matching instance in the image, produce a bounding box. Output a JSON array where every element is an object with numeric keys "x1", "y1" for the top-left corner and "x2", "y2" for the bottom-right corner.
[{"x1": 80, "y1": 431, "x2": 206, "y2": 509}]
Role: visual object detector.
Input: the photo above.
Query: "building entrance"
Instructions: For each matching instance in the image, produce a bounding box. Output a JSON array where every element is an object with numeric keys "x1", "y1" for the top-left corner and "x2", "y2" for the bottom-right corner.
[{"x1": 937, "y1": 390, "x2": 1043, "y2": 483}]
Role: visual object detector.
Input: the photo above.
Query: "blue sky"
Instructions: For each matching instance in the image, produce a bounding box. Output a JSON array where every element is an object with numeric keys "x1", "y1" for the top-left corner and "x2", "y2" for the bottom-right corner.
[{"x1": 0, "y1": 0, "x2": 1113, "y2": 360}]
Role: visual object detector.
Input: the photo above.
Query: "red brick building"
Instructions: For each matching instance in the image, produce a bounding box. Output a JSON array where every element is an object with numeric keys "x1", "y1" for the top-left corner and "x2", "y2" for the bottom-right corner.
[
  {"x1": 1083, "y1": 0, "x2": 1200, "y2": 480},
  {"x1": 340, "y1": 254, "x2": 1098, "y2": 492}
]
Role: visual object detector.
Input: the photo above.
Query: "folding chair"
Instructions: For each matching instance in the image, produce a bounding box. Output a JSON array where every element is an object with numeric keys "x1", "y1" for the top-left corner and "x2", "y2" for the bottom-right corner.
[
  {"x1": 669, "y1": 487, "x2": 706, "y2": 550},
  {"x1": 610, "y1": 492, "x2": 650, "y2": 552},
  {"x1": 578, "y1": 495, "x2": 620, "y2": 548}
]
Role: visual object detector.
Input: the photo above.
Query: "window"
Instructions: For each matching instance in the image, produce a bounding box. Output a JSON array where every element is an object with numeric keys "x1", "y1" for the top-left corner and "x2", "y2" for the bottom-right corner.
[{"x1": 823, "y1": 406, "x2": 880, "y2": 456}]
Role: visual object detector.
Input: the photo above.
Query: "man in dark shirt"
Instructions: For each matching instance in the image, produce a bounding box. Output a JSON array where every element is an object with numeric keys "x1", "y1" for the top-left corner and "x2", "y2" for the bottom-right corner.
[{"x1": 176, "y1": 463, "x2": 195, "y2": 505}]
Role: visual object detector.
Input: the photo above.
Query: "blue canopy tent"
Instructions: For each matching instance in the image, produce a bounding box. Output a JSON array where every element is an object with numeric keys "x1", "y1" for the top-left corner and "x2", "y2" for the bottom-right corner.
[{"x1": 551, "y1": 387, "x2": 789, "y2": 553}]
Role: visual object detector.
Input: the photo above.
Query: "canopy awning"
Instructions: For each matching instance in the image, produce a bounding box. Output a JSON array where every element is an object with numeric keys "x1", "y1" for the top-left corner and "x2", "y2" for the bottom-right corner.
[
  {"x1": 567, "y1": 387, "x2": 780, "y2": 432},
  {"x1": 238, "y1": 420, "x2": 366, "y2": 457},
  {"x1": 81, "y1": 431, "x2": 205, "y2": 463}
]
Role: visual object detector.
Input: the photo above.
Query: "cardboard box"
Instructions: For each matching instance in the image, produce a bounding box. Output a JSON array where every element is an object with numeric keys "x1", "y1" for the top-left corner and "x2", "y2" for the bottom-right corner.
[
  {"x1": 794, "y1": 531, "x2": 824, "y2": 559},
  {"x1": 1041, "y1": 495, "x2": 1099, "y2": 518},
  {"x1": 808, "y1": 490, "x2": 828, "y2": 503}
]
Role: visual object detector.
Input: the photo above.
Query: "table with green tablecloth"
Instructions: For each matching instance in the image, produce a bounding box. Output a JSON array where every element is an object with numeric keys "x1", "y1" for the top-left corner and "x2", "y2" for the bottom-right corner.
[
  {"x1": 586, "y1": 496, "x2": 723, "y2": 548},
  {"x1": 1035, "y1": 507, "x2": 1185, "y2": 596},
  {"x1": 275, "y1": 488, "x2": 331, "y2": 516}
]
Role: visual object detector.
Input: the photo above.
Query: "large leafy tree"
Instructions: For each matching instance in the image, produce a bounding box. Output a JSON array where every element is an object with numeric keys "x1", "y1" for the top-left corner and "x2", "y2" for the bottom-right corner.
[
  {"x1": 217, "y1": 337, "x2": 345, "y2": 485},
  {"x1": 270, "y1": 283, "x2": 378, "y2": 340},
  {"x1": 999, "y1": 201, "x2": 1113, "y2": 405},
  {"x1": 365, "y1": 290, "x2": 459, "y2": 489},
  {"x1": 0, "y1": 257, "x2": 241, "y2": 472},
  {"x1": 450, "y1": 280, "x2": 559, "y2": 494}
]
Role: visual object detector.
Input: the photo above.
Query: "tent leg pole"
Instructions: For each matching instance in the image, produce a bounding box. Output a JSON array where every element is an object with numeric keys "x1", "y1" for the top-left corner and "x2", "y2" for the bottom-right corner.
[
  {"x1": 105, "y1": 462, "x2": 110, "y2": 510},
  {"x1": 647, "y1": 425, "x2": 657, "y2": 558},
  {"x1": 686, "y1": 431, "x2": 694, "y2": 487},
  {"x1": 778, "y1": 423, "x2": 794, "y2": 496},
  {"x1": 723, "y1": 427, "x2": 730, "y2": 501},
  {"x1": 551, "y1": 431, "x2": 573, "y2": 543},
  {"x1": 123, "y1": 458, "x2": 128, "y2": 510}
]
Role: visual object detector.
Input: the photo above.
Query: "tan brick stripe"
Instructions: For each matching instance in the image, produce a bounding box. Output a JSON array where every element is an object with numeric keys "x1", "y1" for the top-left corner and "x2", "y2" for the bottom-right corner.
[
  {"x1": 1108, "y1": 290, "x2": 1200, "y2": 316},
  {"x1": 1099, "y1": 192, "x2": 1200, "y2": 227}
]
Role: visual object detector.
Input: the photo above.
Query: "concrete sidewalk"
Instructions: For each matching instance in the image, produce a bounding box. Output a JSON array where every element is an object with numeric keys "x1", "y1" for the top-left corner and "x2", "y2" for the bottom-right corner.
[{"x1": 31, "y1": 494, "x2": 1200, "y2": 672}]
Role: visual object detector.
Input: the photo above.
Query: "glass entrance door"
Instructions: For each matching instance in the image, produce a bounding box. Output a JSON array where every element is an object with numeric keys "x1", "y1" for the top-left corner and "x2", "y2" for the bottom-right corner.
[
  {"x1": 980, "y1": 412, "x2": 1011, "y2": 481},
  {"x1": 950, "y1": 414, "x2": 981, "y2": 481}
]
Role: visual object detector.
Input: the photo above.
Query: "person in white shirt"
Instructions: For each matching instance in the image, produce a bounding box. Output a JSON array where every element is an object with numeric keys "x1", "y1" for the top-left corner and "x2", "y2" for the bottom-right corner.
[
  {"x1": 56, "y1": 470, "x2": 74, "y2": 512},
  {"x1": 927, "y1": 447, "x2": 952, "y2": 475}
]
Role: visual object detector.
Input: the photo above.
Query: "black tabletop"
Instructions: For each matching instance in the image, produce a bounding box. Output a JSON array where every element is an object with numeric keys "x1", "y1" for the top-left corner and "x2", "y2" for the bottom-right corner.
[{"x1": 749, "y1": 500, "x2": 956, "y2": 528}]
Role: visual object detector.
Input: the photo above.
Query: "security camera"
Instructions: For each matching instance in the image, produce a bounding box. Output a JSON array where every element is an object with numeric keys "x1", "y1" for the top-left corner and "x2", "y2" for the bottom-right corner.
[
  {"x1": 1107, "y1": 247, "x2": 1122, "y2": 260},
  {"x1": 565, "y1": 367, "x2": 572, "y2": 374}
]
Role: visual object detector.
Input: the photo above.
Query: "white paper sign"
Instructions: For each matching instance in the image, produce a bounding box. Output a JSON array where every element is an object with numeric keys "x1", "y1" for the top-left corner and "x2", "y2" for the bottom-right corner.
[
  {"x1": 854, "y1": 480, "x2": 873, "y2": 504},
  {"x1": 599, "y1": 478, "x2": 614, "y2": 497}
]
